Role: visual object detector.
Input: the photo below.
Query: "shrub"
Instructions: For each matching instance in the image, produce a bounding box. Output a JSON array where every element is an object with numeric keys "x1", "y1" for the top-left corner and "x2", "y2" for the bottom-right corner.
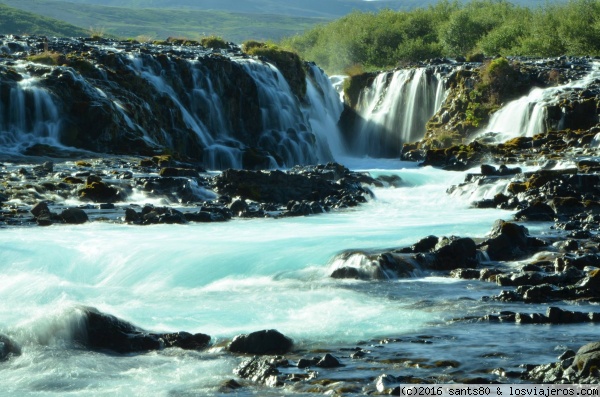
[
  {"x1": 27, "y1": 51, "x2": 64, "y2": 66},
  {"x1": 200, "y1": 35, "x2": 228, "y2": 49}
]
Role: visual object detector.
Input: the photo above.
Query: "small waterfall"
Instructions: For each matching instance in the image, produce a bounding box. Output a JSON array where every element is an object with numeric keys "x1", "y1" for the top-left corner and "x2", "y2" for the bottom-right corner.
[
  {"x1": 303, "y1": 63, "x2": 346, "y2": 160},
  {"x1": 478, "y1": 63, "x2": 600, "y2": 142},
  {"x1": 0, "y1": 68, "x2": 62, "y2": 154},
  {"x1": 239, "y1": 59, "x2": 337, "y2": 167},
  {"x1": 350, "y1": 67, "x2": 447, "y2": 157}
]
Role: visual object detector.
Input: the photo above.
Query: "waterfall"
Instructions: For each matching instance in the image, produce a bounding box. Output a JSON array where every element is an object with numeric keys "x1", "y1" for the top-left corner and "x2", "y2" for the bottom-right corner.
[
  {"x1": 478, "y1": 63, "x2": 600, "y2": 142},
  {"x1": 349, "y1": 67, "x2": 447, "y2": 157},
  {"x1": 0, "y1": 67, "x2": 62, "y2": 154},
  {"x1": 0, "y1": 47, "x2": 345, "y2": 169},
  {"x1": 303, "y1": 63, "x2": 346, "y2": 160}
]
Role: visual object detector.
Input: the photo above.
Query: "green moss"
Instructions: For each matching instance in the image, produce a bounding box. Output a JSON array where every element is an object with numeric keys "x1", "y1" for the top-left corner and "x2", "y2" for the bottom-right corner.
[{"x1": 343, "y1": 72, "x2": 376, "y2": 109}]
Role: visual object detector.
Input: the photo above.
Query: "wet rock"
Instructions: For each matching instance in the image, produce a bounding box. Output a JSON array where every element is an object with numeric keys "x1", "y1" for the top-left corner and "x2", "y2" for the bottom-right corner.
[
  {"x1": 60, "y1": 208, "x2": 89, "y2": 224},
  {"x1": 375, "y1": 374, "x2": 400, "y2": 393},
  {"x1": 481, "y1": 220, "x2": 530, "y2": 261},
  {"x1": 234, "y1": 356, "x2": 282, "y2": 386},
  {"x1": 79, "y1": 181, "x2": 124, "y2": 203},
  {"x1": 297, "y1": 357, "x2": 320, "y2": 368},
  {"x1": 316, "y1": 353, "x2": 343, "y2": 368},
  {"x1": 514, "y1": 201, "x2": 556, "y2": 222},
  {"x1": 450, "y1": 268, "x2": 481, "y2": 279},
  {"x1": 124, "y1": 208, "x2": 141, "y2": 224},
  {"x1": 527, "y1": 341, "x2": 600, "y2": 383},
  {"x1": 31, "y1": 202, "x2": 50, "y2": 218},
  {"x1": 228, "y1": 329, "x2": 293, "y2": 355},
  {"x1": 431, "y1": 237, "x2": 478, "y2": 270},
  {"x1": 158, "y1": 167, "x2": 198, "y2": 178},
  {"x1": 0, "y1": 334, "x2": 21, "y2": 361},
  {"x1": 74, "y1": 307, "x2": 210, "y2": 354}
]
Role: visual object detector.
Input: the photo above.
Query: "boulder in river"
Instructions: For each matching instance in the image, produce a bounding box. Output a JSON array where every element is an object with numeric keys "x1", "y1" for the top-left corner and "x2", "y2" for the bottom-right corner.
[
  {"x1": 73, "y1": 306, "x2": 210, "y2": 354},
  {"x1": 228, "y1": 329, "x2": 293, "y2": 355}
]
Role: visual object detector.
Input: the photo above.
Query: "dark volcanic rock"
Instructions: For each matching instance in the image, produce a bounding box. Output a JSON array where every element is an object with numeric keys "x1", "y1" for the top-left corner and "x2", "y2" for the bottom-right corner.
[
  {"x1": 431, "y1": 237, "x2": 478, "y2": 270},
  {"x1": 480, "y1": 220, "x2": 530, "y2": 261},
  {"x1": 527, "y1": 341, "x2": 600, "y2": 383},
  {"x1": 0, "y1": 334, "x2": 21, "y2": 361},
  {"x1": 214, "y1": 163, "x2": 373, "y2": 206},
  {"x1": 79, "y1": 181, "x2": 125, "y2": 203},
  {"x1": 60, "y1": 208, "x2": 89, "y2": 224},
  {"x1": 234, "y1": 356, "x2": 282, "y2": 386},
  {"x1": 229, "y1": 329, "x2": 293, "y2": 355},
  {"x1": 316, "y1": 353, "x2": 343, "y2": 368},
  {"x1": 74, "y1": 307, "x2": 210, "y2": 354}
]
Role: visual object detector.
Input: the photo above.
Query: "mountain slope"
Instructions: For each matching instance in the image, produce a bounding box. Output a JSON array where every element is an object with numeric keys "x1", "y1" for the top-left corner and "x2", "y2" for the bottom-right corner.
[
  {"x1": 0, "y1": 3, "x2": 88, "y2": 37},
  {"x1": 9, "y1": 0, "x2": 425, "y2": 18},
  {"x1": 0, "y1": 0, "x2": 327, "y2": 42}
]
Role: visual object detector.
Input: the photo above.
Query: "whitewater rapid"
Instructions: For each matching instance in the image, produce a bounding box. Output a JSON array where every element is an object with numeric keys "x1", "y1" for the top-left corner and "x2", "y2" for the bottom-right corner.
[{"x1": 0, "y1": 162, "x2": 517, "y2": 395}]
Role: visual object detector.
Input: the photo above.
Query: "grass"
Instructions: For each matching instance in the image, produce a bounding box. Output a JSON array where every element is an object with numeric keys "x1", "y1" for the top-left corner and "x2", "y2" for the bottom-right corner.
[
  {"x1": 0, "y1": 3, "x2": 88, "y2": 37},
  {"x1": 0, "y1": 0, "x2": 327, "y2": 42}
]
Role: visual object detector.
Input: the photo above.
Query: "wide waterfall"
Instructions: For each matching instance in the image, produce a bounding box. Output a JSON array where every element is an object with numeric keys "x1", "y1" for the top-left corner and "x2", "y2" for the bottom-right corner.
[
  {"x1": 0, "y1": 43, "x2": 344, "y2": 169},
  {"x1": 348, "y1": 67, "x2": 447, "y2": 157},
  {"x1": 478, "y1": 62, "x2": 600, "y2": 142}
]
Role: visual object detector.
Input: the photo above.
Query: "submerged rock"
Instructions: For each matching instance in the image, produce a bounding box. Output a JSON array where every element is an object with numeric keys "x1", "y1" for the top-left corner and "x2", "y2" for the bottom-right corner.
[{"x1": 0, "y1": 334, "x2": 21, "y2": 361}]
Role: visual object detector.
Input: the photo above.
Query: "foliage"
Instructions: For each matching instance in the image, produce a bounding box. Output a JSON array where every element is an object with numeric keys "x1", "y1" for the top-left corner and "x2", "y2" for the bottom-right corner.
[
  {"x1": 200, "y1": 35, "x2": 228, "y2": 49},
  {"x1": 27, "y1": 51, "x2": 64, "y2": 66},
  {"x1": 279, "y1": 0, "x2": 600, "y2": 74}
]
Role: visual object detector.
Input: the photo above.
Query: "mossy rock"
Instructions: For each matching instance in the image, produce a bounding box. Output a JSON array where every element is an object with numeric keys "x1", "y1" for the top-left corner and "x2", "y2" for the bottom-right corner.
[
  {"x1": 343, "y1": 72, "x2": 376, "y2": 109},
  {"x1": 244, "y1": 43, "x2": 307, "y2": 98},
  {"x1": 79, "y1": 181, "x2": 122, "y2": 203},
  {"x1": 507, "y1": 182, "x2": 527, "y2": 195}
]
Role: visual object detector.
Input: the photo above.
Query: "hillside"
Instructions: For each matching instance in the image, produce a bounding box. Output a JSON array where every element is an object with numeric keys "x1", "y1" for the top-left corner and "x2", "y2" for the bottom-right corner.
[
  {"x1": 0, "y1": 0, "x2": 326, "y2": 42},
  {"x1": 16, "y1": 0, "x2": 428, "y2": 18},
  {"x1": 0, "y1": 3, "x2": 88, "y2": 37}
]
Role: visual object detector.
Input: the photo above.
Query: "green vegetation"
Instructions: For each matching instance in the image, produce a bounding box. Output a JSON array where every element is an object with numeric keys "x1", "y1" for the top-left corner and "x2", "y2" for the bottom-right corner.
[
  {"x1": 280, "y1": 0, "x2": 600, "y2": 74},
  {"x1": 0, "y1": 4, "x2": 88, "y2": 37},
  {"x1": 26, "y1": 51, "x2": 64, "y2": 65},
  {"x1": 0, "y1": 0, "x2": 325, "y2": 43},
  {"x1": 200, "y1": 35, "x2": 228, "y2": 49}
]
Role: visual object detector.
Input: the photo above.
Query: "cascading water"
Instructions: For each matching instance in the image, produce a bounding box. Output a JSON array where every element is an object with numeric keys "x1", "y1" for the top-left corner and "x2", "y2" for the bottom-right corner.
[
  {"x1": 0, "y1": 44, "x2": 345, "y2": 169},
  {"x1": 478, "y1": 62, "x2": 600, "y2": 142},
  {"x1": 0, "y1": 65, "x2": 62, "y2": 154},
  {"x1": 348, "y1": 67, "x2": 447, "y2": 157}
]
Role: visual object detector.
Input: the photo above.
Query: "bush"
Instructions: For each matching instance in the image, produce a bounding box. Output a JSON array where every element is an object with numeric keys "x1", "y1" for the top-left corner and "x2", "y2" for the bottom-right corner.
[
  {"x1": 27, "y1": 51, "x2": 64, "y2": 66},
  {"x1": 200, "y1": 35, "x2": 228, "y2": 49}
]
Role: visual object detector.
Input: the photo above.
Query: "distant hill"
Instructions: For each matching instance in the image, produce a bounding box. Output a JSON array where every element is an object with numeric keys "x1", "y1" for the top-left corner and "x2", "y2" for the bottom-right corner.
[
  {"x1": 14, "y1": 0, "x2": 567, "y2": 18},
  {"x1": 0, "y1": 0, "x2": 327, "y2": 42},
  {"x1": 14, "y1": 0, "x2": 426, "y2": 18},
  {"x1": 0, "y1": 3, "x2": 88, "y2": 37}
]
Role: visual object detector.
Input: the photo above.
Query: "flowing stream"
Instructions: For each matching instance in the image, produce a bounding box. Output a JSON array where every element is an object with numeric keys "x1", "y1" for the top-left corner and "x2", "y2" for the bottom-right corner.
[{"x1": 0, "y1": 161, "x2": 598, "y2": 395}]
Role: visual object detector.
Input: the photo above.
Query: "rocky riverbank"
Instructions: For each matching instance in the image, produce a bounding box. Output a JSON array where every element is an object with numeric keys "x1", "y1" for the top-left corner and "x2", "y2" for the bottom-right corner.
[{"x1": 0, "y1": 157, "x2": 379, "y2": 227}]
